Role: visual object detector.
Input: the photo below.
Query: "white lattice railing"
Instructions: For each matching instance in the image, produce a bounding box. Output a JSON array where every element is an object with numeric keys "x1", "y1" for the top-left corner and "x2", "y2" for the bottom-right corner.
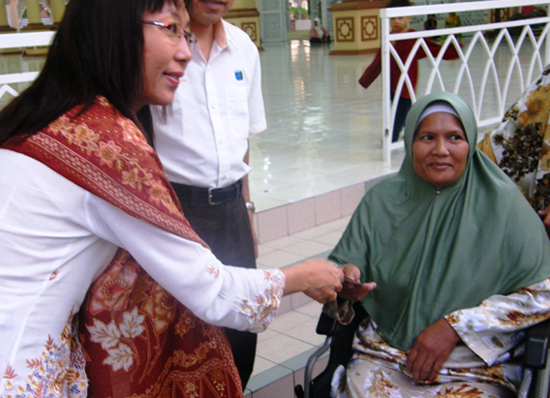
[
  {"x1": 0, "y1": 31, "x2": 54, "y2": 101},
  {"x1": 381, "y1": 0, "x2": 550, "y2": 163}
]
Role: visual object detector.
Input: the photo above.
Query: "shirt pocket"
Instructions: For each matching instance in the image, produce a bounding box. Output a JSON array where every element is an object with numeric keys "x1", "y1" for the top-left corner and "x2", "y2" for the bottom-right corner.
[
  {"x1": 225, "y1": 86, "x2": 250, "y2": 140},
  {"x1": 225, "y1": 86, "x2": 248, "y2": 102}
]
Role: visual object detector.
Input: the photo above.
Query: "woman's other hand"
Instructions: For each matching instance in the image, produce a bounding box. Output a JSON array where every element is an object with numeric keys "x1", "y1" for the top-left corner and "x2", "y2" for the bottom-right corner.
[
  {"x1": 406, "y1": 318, "x2": 460, "y2": 384},
  {"x1": 338, "y1": 263, "x2": 376, "y2": 302},
  {"x1": 282, "y1": 259, "x2": 344, "y2": 303}
]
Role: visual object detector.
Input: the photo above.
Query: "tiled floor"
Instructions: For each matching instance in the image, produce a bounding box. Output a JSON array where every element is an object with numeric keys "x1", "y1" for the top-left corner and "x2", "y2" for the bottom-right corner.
[
  {"x1": 245, "y1": 216, "x2": 353, "y2": 397},
  {"x1": 250, "y1": 40, "x2": 403, "y2": 212}
]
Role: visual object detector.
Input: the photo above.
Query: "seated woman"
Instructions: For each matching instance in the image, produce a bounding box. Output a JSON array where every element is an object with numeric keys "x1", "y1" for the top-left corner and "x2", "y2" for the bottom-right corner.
[
  {"x1": 310, "y1": 17, "x2": 330, "y2": 44},
  {"x1": 329, "y1": 92, "x2": 550, "y2": 397},
  {"x1": 478, "y1": 65, "x2": 550, "y2": 235}
]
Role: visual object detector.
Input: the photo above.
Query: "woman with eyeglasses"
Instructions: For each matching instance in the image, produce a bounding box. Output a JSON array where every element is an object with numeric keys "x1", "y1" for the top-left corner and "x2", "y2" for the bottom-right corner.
[{"x1": 0, "y1": 0, "x2": 346, "y2": 397}]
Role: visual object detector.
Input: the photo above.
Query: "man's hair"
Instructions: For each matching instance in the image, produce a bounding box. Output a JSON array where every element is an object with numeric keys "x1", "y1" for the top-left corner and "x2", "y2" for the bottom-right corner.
[{"x1": 0, "y1": 0, "x2": 184, "y2": 145}]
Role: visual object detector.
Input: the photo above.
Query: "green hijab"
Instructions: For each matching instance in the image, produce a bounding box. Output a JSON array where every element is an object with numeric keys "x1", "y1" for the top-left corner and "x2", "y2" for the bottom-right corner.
[{"x1": 330, "y1": 92, "x2": 550, "y2": 351}]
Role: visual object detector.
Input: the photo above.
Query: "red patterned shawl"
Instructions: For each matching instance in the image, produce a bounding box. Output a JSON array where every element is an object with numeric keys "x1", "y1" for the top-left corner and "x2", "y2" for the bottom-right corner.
[{"x1": 3, "y1": 97, "x2": 243, "y2": 398}]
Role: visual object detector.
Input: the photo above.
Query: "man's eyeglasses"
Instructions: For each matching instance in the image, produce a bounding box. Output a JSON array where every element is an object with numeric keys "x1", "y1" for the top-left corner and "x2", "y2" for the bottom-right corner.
[{"x1": 142, "y1": 21, "x2": 197, "y2": 45}]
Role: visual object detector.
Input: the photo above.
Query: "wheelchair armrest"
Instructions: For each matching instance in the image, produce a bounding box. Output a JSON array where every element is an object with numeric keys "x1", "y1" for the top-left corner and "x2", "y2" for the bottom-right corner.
[
  {"x1": 316, "y1": 312, "x2": 338, "y2": 336},
  {"x1": 524, "y1": 318, "x2": 550, "y2": 368},
  {"x1": 316, "y1": 301, "x2": 369, "y2": 336}
]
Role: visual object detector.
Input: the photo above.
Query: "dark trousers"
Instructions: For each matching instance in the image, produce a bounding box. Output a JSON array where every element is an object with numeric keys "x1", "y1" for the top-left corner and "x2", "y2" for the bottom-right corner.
[
  {"x1": 172, "y1": 182, "x2": 257, "y2": 390},
  {"x1": 391, "y1": 93, "x2": 412, "y2": 142}
]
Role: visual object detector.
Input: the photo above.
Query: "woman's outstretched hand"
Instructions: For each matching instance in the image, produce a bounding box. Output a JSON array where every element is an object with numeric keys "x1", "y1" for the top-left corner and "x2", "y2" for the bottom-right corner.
[
  {"x1": 282, "y1": 259, "x2": 345, "y2": 303},
  {"x1": 338, "y1": 263, "x2": 376, "y2": 302}
]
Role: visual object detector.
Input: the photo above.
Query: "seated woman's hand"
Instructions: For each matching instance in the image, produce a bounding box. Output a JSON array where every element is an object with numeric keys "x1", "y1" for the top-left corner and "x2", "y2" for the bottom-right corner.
[
  {"x1": 282, "y1": 259, "x2": 345, "y2": 303},
  {"x1": 338, "y1": 263, "x2": 376, "y2": 302},
  {"x1": 406, "y1": 318, "x2": 460, "y2": 384}
]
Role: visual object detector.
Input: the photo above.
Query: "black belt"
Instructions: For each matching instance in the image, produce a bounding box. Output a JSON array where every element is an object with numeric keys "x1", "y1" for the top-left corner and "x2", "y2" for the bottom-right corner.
[{"x1": 171, "y1": 180, "x2": 242, "y2": 205}]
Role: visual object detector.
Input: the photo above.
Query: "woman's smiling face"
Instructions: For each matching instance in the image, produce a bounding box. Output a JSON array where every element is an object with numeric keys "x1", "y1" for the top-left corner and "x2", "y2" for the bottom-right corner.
[
  {"x1": 140, "y1": 3, "x2": 192, "y2": 109},
  {"x1": 412, "y1": 112, "x2": 469, "y2": 189}
]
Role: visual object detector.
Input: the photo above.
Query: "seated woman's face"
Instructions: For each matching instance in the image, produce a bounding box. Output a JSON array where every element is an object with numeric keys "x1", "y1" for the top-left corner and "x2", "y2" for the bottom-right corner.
[{"x1": 412, "y1": 112, "x2": 469, "y2": 188}]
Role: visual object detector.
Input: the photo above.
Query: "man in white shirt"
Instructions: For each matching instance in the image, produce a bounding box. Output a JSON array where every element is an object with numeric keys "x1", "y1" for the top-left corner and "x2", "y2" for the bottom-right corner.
[{"x1": 151, "y1": 0, "x2": 265, "y2": 389}]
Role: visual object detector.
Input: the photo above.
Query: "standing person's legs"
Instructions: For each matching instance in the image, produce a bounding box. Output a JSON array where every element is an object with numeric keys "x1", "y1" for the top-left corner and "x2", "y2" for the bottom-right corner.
[
  {"x1": 173, "y1": 183, "x2": 257, "y2": 390},
  {"x1": 391, "y1": 93, "x2": 412, "y2": 142}
]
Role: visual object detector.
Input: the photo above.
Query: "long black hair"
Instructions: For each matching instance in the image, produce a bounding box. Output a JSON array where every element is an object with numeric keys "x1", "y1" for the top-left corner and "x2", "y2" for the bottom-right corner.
[{"x1": 0, "y1": 0, "x2": 184, "y2": 145}]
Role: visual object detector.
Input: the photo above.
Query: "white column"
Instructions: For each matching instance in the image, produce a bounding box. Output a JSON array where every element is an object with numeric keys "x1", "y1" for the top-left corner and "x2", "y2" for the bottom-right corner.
[{"x1": 5, "y1": 0, "x2": 19, "y2": 29}]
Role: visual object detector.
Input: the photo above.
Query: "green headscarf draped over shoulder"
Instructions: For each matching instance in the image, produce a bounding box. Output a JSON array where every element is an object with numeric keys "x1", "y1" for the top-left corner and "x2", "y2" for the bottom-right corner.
[{"x1": 330, "y1": 92, "x2": 550, "y2": 351}]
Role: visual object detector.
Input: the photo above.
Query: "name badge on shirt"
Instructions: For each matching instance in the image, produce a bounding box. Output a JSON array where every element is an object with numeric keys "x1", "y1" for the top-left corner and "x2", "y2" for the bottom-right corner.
[{"x1": 234, "y1": 70, "x2": 243, "y2": 81}]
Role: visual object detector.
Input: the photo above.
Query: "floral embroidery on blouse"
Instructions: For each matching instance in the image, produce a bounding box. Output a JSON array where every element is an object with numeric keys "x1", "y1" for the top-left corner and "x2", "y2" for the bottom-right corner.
[
  {"x1": 241, "y1": 270, "x2": 285, "y2": 333},
  {"x1": 49, "y1": 267, "x2": 61, "y2": 281},
  {"x1": 2, "y1": 314, "x2": 87, "y2": 398},
  {"x1": 207, "y1": 264, "x2": 220, "y2": 278}
]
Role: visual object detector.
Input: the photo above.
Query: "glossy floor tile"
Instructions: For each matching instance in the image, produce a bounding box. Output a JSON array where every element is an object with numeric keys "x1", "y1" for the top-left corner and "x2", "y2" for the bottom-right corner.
[{"x1": 251, "y1": 40, "x2": 401, "y2": 212}]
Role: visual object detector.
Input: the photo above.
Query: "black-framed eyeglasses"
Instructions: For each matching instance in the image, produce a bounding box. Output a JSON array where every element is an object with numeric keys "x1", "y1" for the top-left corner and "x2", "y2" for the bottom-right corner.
[{"x1": 142, "y1": 21, "x2": 197, "y2": 45}]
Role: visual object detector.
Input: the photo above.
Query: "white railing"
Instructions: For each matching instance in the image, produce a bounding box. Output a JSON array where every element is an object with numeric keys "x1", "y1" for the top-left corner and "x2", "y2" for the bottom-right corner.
[
  {"x1": 381, "y1": 0, "x2": 550, "y2": 163},
  {"x1": 0, "y1": 31, "x2": 55, "y2": 101}
]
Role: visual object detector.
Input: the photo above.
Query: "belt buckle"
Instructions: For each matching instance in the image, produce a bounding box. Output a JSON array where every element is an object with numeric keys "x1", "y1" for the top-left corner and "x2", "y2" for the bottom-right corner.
[{"x1": 208, "y1": 187, "x2": 221, "y2": 205}]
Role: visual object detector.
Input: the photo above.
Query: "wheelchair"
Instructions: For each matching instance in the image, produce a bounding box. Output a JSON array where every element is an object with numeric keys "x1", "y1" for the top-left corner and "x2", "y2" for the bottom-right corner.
[{"x1": 295, "y1": 302, "x2": 550, "y2": 398}]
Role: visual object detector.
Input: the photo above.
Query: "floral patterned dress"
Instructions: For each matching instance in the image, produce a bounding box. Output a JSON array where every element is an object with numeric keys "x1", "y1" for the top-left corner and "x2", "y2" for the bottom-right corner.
[
  {"x1": 330, "y1": 279, "x2": 550, "y2": 397},
  {"x1": 478, "y1": 65, "x2": 550, "y2": 212}
]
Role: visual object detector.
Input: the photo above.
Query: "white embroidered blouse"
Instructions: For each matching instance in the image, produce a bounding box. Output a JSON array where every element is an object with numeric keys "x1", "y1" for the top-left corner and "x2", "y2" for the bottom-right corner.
[{"x1": 0, "y1": 149, "x2": 284, "y2": 397}]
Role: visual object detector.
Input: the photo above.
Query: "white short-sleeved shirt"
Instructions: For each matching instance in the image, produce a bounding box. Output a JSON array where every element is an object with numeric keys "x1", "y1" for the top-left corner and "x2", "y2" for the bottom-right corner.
[
  {"x1": 0, "y1": 150, "x2": 282, "y2": 396},
  {"x1": 152, "y1": 20, "x2": 266, "y2": 188}
]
